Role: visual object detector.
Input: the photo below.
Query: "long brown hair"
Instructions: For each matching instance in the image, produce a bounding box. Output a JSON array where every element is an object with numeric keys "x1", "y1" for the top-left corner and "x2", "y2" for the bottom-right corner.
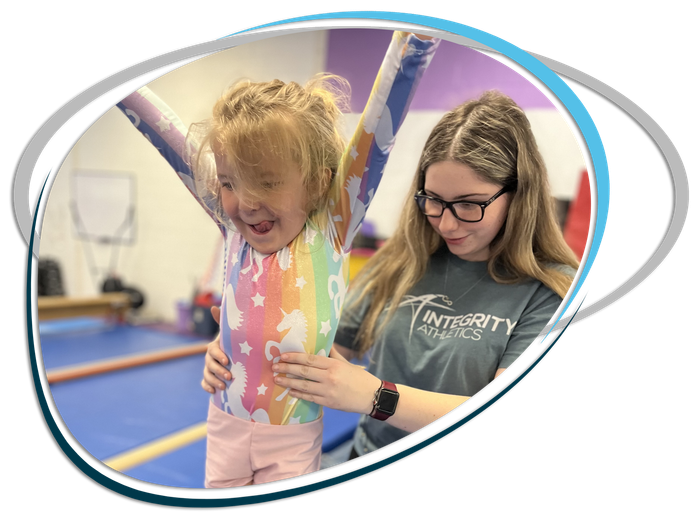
[{"x1": 350, "y1": 91, "x2": 580, "y2": 356}]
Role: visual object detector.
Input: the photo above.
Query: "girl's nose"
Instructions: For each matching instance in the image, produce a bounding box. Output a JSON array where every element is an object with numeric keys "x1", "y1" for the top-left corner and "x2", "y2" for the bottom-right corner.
[
  {"x1": 238, "y1": 193, "x2": 261, "y2": 213},
  {"x1": 438, "y1": 208, "x2": 460, "y2": 233}
]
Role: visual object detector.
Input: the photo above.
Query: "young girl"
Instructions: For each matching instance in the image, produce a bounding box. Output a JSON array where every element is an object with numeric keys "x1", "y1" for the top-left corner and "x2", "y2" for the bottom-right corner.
[{"x1": 117, "y1": 31, "x2": 439, "y2": 486}]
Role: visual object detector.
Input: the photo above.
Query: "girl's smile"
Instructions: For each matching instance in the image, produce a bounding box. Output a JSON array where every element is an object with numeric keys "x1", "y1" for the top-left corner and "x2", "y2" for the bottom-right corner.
[{"x1": 216, "y1": 155, "x2": 309, "y2": 254}]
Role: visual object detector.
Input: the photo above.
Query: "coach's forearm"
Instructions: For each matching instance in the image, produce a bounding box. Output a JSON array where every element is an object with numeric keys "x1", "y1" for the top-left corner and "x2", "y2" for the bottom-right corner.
[{"x1": 381, "y1": 385, "x2": 469, "y2": 433}]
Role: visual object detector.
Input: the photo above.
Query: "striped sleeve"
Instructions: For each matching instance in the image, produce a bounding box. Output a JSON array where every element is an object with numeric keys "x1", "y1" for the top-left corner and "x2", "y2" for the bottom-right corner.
[
  {"x1": 117, "y1": 87, "x2": 227, "y2": 235},
  {"x1": 331, "y1": 32, "x2": 439, "y2": 253}
]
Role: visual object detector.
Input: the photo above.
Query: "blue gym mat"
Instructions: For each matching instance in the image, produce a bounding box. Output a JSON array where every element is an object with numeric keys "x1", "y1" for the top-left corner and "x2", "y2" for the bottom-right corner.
[
  {"x1": 40, "y1": 322, "x2": 205, "y2": 370},
  {"x1": 44, "y1": 322, "x2": 360, "y2": 488}
]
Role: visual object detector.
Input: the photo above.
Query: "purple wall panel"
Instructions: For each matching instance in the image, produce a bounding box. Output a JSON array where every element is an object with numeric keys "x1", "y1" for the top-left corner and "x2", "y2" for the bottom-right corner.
[{"x1": 325, "y1": 29, "x2": 554, "y2": 112}]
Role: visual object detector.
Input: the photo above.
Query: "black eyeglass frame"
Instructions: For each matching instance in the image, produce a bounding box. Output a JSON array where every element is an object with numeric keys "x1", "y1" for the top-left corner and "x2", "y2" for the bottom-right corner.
[{"x1": 413, "y1": 185, "x2": 515, "y2": 223}]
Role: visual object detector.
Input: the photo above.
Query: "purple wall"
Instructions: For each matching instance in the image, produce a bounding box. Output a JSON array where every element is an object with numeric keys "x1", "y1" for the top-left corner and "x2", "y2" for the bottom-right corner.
[{"x1": 325, "y1": 29, "x2": 554, "y2": 112}]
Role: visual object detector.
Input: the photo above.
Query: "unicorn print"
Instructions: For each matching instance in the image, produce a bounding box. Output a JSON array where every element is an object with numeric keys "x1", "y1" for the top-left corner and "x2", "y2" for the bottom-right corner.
[
  {"x1": 345, "y1": 173, "x2": 377, "y2": 241},
  {"x1": 328, "y1": 272, "x2": 346, "y2": 320},
  {"x1": 276, "y1": 246, "x2": 293, "y2": 271},
  {"x1": 224, "y1": 359, "x2": 270, "y2": 423},
  {"x1": 265, "y1": 309, "x2": 308, "y2": 401},
  {"x1": 373, "y1": 104, "x2": 396, "y2": 152},
  {"x1": 224, "y1": 284, "x2": 243, "y2": 331},
  {"x1": 240, "y1": 249, "x2": 267, "y2": 282}
]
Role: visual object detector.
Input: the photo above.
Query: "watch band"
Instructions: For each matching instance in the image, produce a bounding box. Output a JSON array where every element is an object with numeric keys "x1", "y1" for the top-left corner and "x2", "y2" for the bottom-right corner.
[{"x1": 369, "y1": 381, "x2": 399, "y2": 421}]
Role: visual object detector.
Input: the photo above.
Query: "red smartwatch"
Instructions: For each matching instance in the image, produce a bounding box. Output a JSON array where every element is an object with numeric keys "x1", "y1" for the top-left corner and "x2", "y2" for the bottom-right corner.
[{"x1": 369, "y1": 381, "x2": 400, "y2": 421}]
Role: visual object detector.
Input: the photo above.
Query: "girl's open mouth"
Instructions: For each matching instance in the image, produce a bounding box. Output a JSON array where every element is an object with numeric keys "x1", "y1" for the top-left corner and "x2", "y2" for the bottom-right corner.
[{"x1": 250, "y1": 221, "x2": 274, "y2": 235}]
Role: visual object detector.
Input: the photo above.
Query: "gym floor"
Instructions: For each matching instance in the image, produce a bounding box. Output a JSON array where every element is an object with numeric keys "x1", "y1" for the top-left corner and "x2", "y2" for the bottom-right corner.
[{"x1": 39, "y1": 317, "x2": 358, "y2": 488}]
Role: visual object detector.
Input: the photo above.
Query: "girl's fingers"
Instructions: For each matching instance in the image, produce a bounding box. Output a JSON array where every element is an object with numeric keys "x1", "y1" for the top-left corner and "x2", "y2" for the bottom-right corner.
[
  {"x1": 206, "y1": 339, "x2": 229, "y2": 368},
  {"x1": 210, "y1": 347, "x2": 228, "y2": 370},
  {"x1": 272, "y1": 361, "x2": 323, "y2": 382},
  {"x1": 206, "y1": 361, "x2": 230, "y2": 382},
  {"x1": 201, "y1": 369, "x2": 225, "y2": 394},
  {"x1": 280, "y1": 352, "x2": 330, "y2": 369},
  {"x1": 203, "y1": 368, "x2": 227, "y2": 389},
  {"x1": 204, "y1": 351, "x2": 230, "y2": 382},
  {"x1": 274, "y1": 375, "x2": 321, "y2": 396},
  {"x1": 201, "y1": 378, "x2": 216, "y2": 394}
]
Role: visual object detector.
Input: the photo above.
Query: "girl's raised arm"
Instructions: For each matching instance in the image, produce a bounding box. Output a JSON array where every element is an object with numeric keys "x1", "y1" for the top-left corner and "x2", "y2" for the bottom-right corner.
[
  {"x1": 117, "y1": 88, "x2": 227, "y2": 235},
  {"x1": 331, "y1": 32, "x2": 439, "y2": 252}
]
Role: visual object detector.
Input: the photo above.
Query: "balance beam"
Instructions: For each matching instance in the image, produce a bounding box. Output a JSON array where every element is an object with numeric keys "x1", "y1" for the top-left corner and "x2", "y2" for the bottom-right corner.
[
  {"x1": 38, "y1": 293, "x2": 131, "y2": 321},
  {"x1": 46, "y1": 342, "x2": 209, "y2": 384}
]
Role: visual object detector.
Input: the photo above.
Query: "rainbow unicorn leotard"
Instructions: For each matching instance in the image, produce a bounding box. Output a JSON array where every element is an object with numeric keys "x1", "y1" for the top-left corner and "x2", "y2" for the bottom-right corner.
[{"x1": 118, "y1": 32, "x2": 439, "y2": 425}]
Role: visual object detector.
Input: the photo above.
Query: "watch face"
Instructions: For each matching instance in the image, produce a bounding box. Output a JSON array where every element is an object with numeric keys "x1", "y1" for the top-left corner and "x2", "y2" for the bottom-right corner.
[{"x1": 377, "y1": 389, "x2": 399, "y2": 414}]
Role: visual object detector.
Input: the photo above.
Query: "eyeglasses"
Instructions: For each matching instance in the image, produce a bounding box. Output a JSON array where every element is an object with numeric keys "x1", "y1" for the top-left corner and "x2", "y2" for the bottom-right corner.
[{"x1": 414, "y1": 185, "x2": 513, "y2": 223}]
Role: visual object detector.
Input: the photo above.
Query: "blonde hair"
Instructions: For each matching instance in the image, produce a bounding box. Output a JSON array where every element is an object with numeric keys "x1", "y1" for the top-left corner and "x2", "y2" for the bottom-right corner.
[
  {"x1": 350, "y1": 91, "x2": 580, "y2": 356},
  {"x1": 190, "y1": 74, "x2": 350, "y2": 229}
]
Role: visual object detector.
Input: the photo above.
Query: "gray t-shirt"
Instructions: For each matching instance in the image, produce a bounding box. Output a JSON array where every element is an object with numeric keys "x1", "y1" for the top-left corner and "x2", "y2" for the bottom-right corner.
[{"x1": 335, "y1": 246, "x2": 572, "y2": 452}]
